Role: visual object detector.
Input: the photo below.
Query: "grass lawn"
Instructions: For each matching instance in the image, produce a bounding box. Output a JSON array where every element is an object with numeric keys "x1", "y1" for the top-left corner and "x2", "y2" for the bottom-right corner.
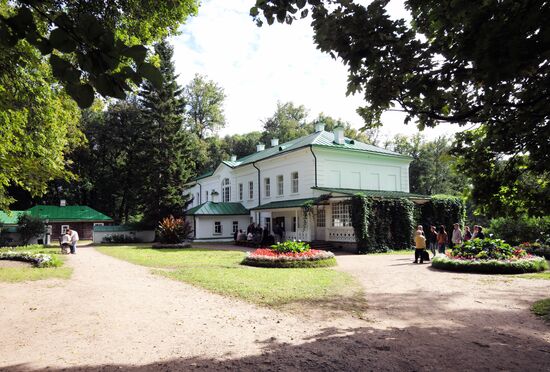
[
  {"x1": 516, "y1": 271, "x2": 550, "y2": 280},
  {"x1": 97, "y1": 246, "x2": 365, "y2": 313},
  {"x1": 0, "y1": 246, "x2": 72, "y2": 283},
  {"x1": 531, "y1": 298, "x2": 550, "y2": 322}
]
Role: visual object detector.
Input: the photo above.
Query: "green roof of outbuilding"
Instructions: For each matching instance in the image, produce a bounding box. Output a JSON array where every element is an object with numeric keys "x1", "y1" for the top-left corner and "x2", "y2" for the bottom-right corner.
[
  {"x1": 26, "y1": 205, "x2": 113, "y2": 221},
  {"x1": 312, "y1": 187, "x2": 430, "y2": 200},
  {"x1": 251, "y1": 198, "x2": 317, "y2": 210},
  {"x1": 0, "y1": 211, "x2": 25, "y2": 225},
  {"x1": 185, "y1": 202, "x2": 249, "y2": 216}
]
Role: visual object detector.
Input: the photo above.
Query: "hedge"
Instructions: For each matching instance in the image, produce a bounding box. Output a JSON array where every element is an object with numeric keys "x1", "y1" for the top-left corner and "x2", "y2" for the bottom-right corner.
[
  {"x1": 431, "y1": 256, "x2": 548, "y2": 274},
  {"x1": 418, "y1": 194, "x2": 465, "y2": 238},
  {"x1": 488, "y1": 216, "x2": 550, "y2": 245}
]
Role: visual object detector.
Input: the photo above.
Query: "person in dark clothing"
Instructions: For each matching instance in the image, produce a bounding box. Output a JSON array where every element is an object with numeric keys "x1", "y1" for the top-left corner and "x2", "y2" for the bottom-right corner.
[
  {"x1": 476, "y1": 226, "x2": 486, "y2": 239},
  {"x1": 428, "y1": 225, "x2": 438, "y2": 257}
]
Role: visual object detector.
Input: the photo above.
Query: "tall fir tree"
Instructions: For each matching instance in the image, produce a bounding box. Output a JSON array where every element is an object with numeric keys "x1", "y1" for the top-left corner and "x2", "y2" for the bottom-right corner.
[{"x1": 138, "y1": 40, "x2": 195, "y2": 227}]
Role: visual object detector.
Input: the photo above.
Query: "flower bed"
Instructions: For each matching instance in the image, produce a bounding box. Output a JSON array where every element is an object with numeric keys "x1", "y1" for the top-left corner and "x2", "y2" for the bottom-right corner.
[
  {"x1": 242, "y1": 248, "x2": 337, "y2": 268},
  {"x1": 0, "y1": 251, "x2": 60, "y2": 268},
  {"x1": 431, "y1": 238, "x2": 549, "y2": 274}
]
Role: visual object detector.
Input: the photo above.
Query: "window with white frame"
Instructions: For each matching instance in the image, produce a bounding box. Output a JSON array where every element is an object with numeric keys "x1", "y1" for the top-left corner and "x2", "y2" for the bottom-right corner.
[
  {"x1": 264, "y1": 177, "x2": 271, "y2": 197},
  {"x1": 214, "y1": 221, "x2": 222, "y2": 234},
  {"x1": 332, "y1": 202, "x2": 352, "y2": 227},
  {"x1": 238, "y1": 183, "x2": 243, "y2": 201},
  {"x1": 277, "y1": 175, "x2": 284, "y2": 196},
  {"x1": 316, "y1": 209, "x2": 326, "y2": 227},
  {"x1": 61, "y1": 225, "x2": 69, "y2": 234},
  {"x1": 248, "y1": 181, "x2": 254, "y2": 200},
  {"x1": 222, "y1": 178, "x2": 231, "y2": 202},
  {"x1": 93, "y1": 223, "x2": 104, "y2": 227},
  {"x1": 291, "y1": 172, "x2": 299, "y2": 193},
  {"x1": 232, "y1": 221, "x2": 238, "y2": 233}
]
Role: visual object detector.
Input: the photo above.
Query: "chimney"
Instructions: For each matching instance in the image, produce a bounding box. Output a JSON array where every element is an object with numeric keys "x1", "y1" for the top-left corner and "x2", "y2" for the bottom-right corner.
[
  {"x1": 333, "y1": 126, "x2": 345, "y2": 145},
  {"x1": 270, "y1": 138, "x2": 279, "y2": 147},
  {"x1": 314, "y1": 123, "x2": 325, "y2": 132},
  {"x1": 60, "y1": 199, "x2": 66, "y2": 207},
  {"x1": 230, "y1": 155, "x2": 237, "y2": 162},
  {"x1": 256, "y1": 143, "x2": 265, "y2": 152}
]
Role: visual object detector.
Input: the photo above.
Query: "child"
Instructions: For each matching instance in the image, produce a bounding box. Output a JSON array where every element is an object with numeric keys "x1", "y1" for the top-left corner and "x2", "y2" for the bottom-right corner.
[
  {"x1": 60, "y1": 230, "x2": 71, "y2": 254},
  {"x1": 414, "y1": 230, "x2": 427, "y2": 264}
]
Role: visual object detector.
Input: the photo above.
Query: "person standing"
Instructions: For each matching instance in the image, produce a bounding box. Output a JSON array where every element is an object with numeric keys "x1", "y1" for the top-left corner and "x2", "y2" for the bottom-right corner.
[
  {"x1": 471, "y1": 225, "x2": 479, "y2": 239},
  {"x1": 67, "y1": 227, "x2": 79, "y2": 255},
  {"x1": 451, "y1": 223, "x2": 463, "y2": 248},
  {"x1": 413, "y1": 230, "x2": 427, "y2": 264},
  {"x1": 463, "y1": 226, "x2": 472, "y2": 241},
  {"x1": 427, "y1": 225, "x2": 437, "y2": 257},
  {"x1": 476, "y1": 226, "x2": 486, "y2": 239},
  {"x1": 437, "y1": 225, "x2": 448, "y2": 255}
]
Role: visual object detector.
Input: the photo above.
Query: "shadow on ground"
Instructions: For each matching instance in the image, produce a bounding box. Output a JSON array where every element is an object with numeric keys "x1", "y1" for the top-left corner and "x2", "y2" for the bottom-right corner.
[{"x1": 3, "y1": 306, "x2": 548, "y2": 372}]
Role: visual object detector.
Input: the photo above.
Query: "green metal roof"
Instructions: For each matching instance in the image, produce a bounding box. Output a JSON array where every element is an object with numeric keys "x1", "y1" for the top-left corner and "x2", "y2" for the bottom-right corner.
[
  {"x1": 0, "y1": 211, "x2": 25, "y2": 225},
  {"x1": 251, "y1": 198, "x2": 317, "y2": 210},
  {"x1": 185, "y1": 202, "x2": 249, "y2": 216},
  {"x1": 26, "y1": 205, "x2": 113, "y2": 221},
  {"x1": 191, "y1": 130, "x2": 410, "y2": 180},
  {"x1": 312, "y1": 187, "x2": 430, "y2": 200}
]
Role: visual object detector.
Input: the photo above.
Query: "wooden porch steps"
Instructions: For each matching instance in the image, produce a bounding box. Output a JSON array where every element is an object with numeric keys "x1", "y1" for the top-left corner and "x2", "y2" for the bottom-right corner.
[{"x1": 309, "y1": 240, "x2": 335, "y2": 250}]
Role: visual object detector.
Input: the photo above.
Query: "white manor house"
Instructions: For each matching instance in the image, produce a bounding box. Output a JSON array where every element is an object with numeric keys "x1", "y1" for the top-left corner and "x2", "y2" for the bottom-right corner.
[{"x1": 184, "y1": 124, "x2": 427, "y2": 244}]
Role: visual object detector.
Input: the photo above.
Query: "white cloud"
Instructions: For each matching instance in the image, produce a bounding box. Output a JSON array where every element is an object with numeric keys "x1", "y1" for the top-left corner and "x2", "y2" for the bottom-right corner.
[{"x1": 171, "y1": 0, "x2": 461, "y2": 142}]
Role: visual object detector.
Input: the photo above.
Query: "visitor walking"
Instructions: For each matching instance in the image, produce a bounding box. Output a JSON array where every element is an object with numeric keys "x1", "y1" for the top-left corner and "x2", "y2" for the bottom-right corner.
[
  {"x1": 413, "y1": 230, "x2": 427, "y2": 264},
  {"x1": 437, "y1": 225, "x2": 448, "y2": 255},
  {"x1": 451, "y1": 223, "x2": 463, "y2": 248},
  {"x1": 66, "y1": 227, "x2": 79, "y2": 255}
]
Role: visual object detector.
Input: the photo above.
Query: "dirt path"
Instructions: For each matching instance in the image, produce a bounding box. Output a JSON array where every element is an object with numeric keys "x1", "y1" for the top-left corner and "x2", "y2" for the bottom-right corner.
[{"x1": 0, "y1": 248, "x2": 549, "y2": 371}]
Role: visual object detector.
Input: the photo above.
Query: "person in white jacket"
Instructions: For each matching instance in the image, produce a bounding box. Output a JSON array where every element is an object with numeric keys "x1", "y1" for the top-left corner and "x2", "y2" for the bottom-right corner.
[
  {"x1": 451, "y1": 223, "x2": 463, "y2": 248},
  {"x1": 66, "y1": 227, "x2": 79, "y2": 254}
]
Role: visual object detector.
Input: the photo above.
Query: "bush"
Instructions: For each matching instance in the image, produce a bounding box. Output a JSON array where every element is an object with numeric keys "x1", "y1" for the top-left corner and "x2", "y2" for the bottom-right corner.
[
  {"x1": 417, "y1": 194, "x2": 465, "y2": 241},
  {"x1": 157, "y1": 215, "x2": 193, "y2": 244},
  {"x1": 432, "y1": 255, "x2": 548, "y2": 274},
  {"x1": 451, "y1": 238, "x2": 520, "y2": 260},
  {"x1": 0, "y1": 250, "x2": 62, "y2": 268},
  {"x1": 242, "y1": 248, "x2": 336, "y2": 268},
  {"x1": 17, "y1": 214, "x2": 45, "y2": 245},
  {"x1": 518, "y1": 242, "x2": 550, "y2": 260},
  {"x1": 271, "y1": 240, "x2": 310, "y2": 253},
  {"x1": 488, "y1": 216, "x2": 550, "y2": 245},
  {"x1": 102, "y1": 234, "x2": 142, "y2": 243}
]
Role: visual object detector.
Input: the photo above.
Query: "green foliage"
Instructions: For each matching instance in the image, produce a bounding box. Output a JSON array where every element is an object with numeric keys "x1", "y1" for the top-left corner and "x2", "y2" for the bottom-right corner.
[
  {"x1": 418, "y1": 195, "x2": 465, "y2": 237},
  {"x1": 101, "y1": 234, "x2": 141, "y2": 244},
  {"x1": 450, "y1": 238, "x2": 522, "y2": 260},
  {"x1": 531, "y1": 299, "x2": 550, "y2": 322},
  {"x1": 252, "y1": 0, "x2": 550, "y2": 216},
  {"x1": 488, "y1": 216, "x2": 550, "y2": 246},
  {"x1": 16, "y1": 214, "x2": 44, "y2": 245},
  {"x1": 432, "y1": 255, "x2": 548, "y2": 274},
  {"x1": 184, "y1": 73, "x2": 226, "y2": 139},
  {"x1": 518, "y1": 242, "x2": 550, "y2": 260},
  {"x1": 242, "y1": 256, "x2": 337, "y2": 268},
  {"x1": 0, "y1": 249, "x2": 61, "y2": 268},
  {"x1": 271, "y1": 240, "x2": 310, "y2": 253},
  {"x1": 157, "y1": 215, "x2": 193, "y2": 244},
  {"x1": 351, "y1": 195, "x2": 415, "y2": 253},
  {"x1": 0, "y1": 1, "x2": 199, "y2": 107}
]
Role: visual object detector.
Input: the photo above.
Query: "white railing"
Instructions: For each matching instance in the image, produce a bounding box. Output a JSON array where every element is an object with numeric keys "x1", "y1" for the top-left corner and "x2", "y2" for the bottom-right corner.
[
  {"x1": 285, "y1": 229, "x2": 311, "y2": 242},
  {"x1": 326, "y1": 227, "x2": 356, "y2": 242}
]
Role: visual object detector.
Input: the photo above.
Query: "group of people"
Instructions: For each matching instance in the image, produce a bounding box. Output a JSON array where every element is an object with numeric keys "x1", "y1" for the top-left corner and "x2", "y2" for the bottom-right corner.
[
  {"x1": 60, "y1": 227, "x2": 79, "y2": 254},
  {"x1": 234, "y1": 222, "x2": 275, "y2": 246},
  {"x1": 414, "y1": 223, "x2": 485, "y2": 264}
]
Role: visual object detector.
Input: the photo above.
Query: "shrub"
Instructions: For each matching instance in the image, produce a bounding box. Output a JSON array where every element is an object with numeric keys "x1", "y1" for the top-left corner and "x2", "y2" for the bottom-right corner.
[
  {"x1": 102, "y1": 234, "x2": 141, "y2": 243},
  {"x1": 157, "y1": 215, "x2": 193, "y2": 244},
  {"x1": 17, "y1": 214, "x2": 45, "y2": 245},
  {"x1": 518, "y1": 241, "x2": 550, "y2": 260},
  {"x1": 432, "y1": 255, "x2": 548, "y2": 274},
  {"x1": 242, "y1": 248, "x2": 336, "y2": 268},
  {"x1": 417, "y1": 194, "x2": 465, "y2": 241},
  {"x1": 488, "y1": 216, "x2": 550, "y2": 245},
  {"x1": 450, "y1": 238, "x2": 519, "y2": 260},
  {"x1": 0, "y1": 250, "x2": 62, "y2": 268},
  {"x1": 271, "y1": 240, "x2": 310, "y2": 253}
]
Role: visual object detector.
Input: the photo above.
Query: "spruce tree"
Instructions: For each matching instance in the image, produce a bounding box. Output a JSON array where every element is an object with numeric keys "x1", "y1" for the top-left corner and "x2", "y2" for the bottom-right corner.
[{"x1": 138, "y1": 40, "x2": 194, "y2": 227}]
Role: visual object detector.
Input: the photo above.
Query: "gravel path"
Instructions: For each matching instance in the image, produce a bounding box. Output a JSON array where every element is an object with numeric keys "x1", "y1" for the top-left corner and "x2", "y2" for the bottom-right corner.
[{"x1": 0, "y1": 248, "x2": 549, "y2": 371}]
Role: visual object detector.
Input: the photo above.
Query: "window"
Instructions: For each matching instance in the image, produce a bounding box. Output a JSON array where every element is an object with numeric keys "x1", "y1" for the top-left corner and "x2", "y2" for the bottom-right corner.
[
  {"x1": 316, "y1": 209, "x2": 326, "y2": 227},
  {"x1": 61, "y1": 225, "x2": 69, "y2": 234},
  {"x1": 232, "y1": 221, "x2": 239, "y2": 233},
  {"x1": 249, "y1": 181, "x2": 254, "y2": 200},
  {"x1": 332, "y1": 202, "x2": 352, "y2": 227},
  {"x1": 292, "y1": 217, "x2": 297, "y2": 232},
  {"x1": 222, "y1": 178, "x2": 231, "y2": 202},
  {"x1": 205, "y1": 190, "x2": 209, "y2": 202},
  {"x1": 264, "y1": 177, "x2": 271, "y2": 197},
  {"x1": 291, "y1": 172, "x2": 299, "y2": 193},
  {"x1": 214, "y1": 221, "x2": 222, "y2": 234},
  {"x1": 238, "y1": 183, "x2": 243, "y2": 201},
  {"x1": 277, "y1": 175, "x2": 284, "y2": 196},
  {"x1": 265, "y1": 217, "x2": 271, "y2": 233}
]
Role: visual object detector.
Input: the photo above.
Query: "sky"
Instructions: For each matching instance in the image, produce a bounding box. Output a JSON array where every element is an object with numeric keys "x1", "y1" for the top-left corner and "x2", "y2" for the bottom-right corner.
[{"x1": 170, "y1": 0, "x2": 459, "y2": 142}]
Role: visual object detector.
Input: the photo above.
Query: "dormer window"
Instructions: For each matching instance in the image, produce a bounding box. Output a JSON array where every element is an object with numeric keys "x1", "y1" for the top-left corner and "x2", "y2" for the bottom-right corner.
[{"x1": 222, "y1": 178, "x2": 231, "y2": 202}]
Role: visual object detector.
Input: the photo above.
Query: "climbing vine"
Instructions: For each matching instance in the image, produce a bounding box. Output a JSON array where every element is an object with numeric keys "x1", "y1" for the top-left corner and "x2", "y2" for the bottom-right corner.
[
  {"x1": 301, "y1": 194, "x2": 332, "y2": 229},
  {"x1": 417, "y1": 195, "x2": 465, "y2": 236}
]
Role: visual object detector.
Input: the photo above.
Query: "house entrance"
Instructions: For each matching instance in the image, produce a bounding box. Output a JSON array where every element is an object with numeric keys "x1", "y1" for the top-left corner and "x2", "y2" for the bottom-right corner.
[{"x1": 273, "y1": 217, "x2": 285, "y2": 242}]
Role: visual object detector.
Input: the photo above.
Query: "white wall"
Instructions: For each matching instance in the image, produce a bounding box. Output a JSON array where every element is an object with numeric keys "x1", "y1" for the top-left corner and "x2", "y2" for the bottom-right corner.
[{"x1": 194, "y1": 215, "x2": 250, "y2": 241}]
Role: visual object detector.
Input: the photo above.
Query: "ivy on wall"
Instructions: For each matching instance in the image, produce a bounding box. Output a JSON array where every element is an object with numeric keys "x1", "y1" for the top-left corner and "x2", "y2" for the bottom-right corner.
[
  {"x1": 417, "y1": 195, "x2": 465, "y2": 236},
  {"x1": 351, "y1": 194, "x2": 415, "y2": 253}
]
